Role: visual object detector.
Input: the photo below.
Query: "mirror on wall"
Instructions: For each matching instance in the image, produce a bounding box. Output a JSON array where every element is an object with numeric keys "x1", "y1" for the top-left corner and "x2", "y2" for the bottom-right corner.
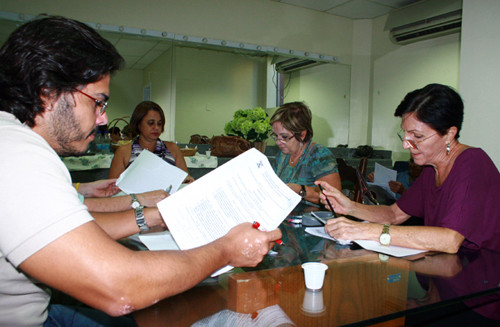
[{"x1": 0, "y1": 15, "x2": 351, "y2": 147}]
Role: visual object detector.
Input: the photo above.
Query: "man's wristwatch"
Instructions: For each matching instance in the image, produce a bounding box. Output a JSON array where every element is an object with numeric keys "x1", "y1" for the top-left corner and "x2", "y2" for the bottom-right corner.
[
  {"x1": 299, "y1": 185, "x2": 306, "y2": 198},
  {"x1": 131, "y1": 194, "x2": 150, "y2": 232},
  {"x1": 134, "y1": 206, "x2": 150, "y2": 232},
  {"x1": 379, "y1": 224, "x2": 391, "y2": 246},
  {"x1": 130, "y1": 194, "x2": 141, "y2": 209}
]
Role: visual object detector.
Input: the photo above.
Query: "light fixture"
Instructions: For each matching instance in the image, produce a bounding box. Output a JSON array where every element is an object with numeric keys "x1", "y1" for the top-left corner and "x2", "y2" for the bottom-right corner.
[{"x1": 0, "y1": 10, "x2": 340, "y2": 64}]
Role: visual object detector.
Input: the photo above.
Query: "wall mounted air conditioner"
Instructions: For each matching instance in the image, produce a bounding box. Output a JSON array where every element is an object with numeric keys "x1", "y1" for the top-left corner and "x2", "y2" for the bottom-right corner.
[
  {"x1": 385, "y1": 0, "x2": 462, "y2": 45},
  {"x1": 274, "y1": 57, "x2": 324, "y2": 73}
]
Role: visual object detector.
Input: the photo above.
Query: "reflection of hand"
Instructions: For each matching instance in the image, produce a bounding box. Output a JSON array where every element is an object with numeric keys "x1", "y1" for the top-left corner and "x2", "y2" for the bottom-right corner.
[
  {"x1": 367, "y1": 172, "x2": 374, "y2": 182},
  {"x1": 320, "y1": 242, "x2": 372, "y2": 260},
  {"x1": 137, "y1": 190, "x2": 169, "y2": 207},
  {"x1": 315, "y1": 181, "x2": 352, "y2": 216},
  {"x1": 409, "y1": 253, "x2": 463, "y2": 277},
  {"x1": 220, "y1": 223, "x2": 282, "y2": 267},
  {"x1": 388, "y1": 181, "x2": 405, "y2": 194},
  {"x1": 407, "y1": 280, "x2": 441, "y2": 309},
  {"x1": 78, "y1": 179, "x2": 119, "y2": 197}
]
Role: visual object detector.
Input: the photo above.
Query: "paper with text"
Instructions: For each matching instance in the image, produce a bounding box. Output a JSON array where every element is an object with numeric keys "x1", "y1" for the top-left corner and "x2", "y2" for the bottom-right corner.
[
  {"x1": 368, "y1": 162, "x2": 398, "y2": 199},
  {"x1": 157, "y1": 148, "x2": 301, "y2": 276},
  {"x1": 116, "y1": 149, "x2": 187, "y2": 194}
]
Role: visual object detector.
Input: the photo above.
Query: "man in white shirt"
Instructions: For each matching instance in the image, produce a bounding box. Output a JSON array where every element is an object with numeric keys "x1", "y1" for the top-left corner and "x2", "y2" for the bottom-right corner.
[{"x1": 0, "y1": 15, "x2": 281, "y2": 326}]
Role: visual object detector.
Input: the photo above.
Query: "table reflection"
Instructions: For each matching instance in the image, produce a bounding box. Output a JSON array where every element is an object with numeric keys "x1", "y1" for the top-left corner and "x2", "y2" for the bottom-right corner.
[{"x1": 132, "y1": 209, "x2": 500, "y2": 327}]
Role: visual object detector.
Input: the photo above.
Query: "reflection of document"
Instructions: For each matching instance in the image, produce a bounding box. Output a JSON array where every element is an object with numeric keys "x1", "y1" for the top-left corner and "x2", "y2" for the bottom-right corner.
[
  {"x1": 305, "y1": 227, "x2": 427, "y2": 257},
  {"x1": 355, "y1": 240, "x2": 426, "y2": 257},
  {"x1": 368, "y1": 162, "x2": 398, "y2": 199},
  {"x1": 116, "y1": 150, "x2": 187, "y2": 194},
  {"x1": 157, "y1": 149, "x2": 301, "y2": 276},
  {"x1": 191, "y1": 305, "x2": 295, "y2": 327}
]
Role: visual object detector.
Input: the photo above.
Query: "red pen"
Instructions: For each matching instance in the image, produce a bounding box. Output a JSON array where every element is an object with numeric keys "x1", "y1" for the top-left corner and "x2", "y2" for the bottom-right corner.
[{"x1": 252, "y1": 221, "x2": 284, "y2": 246}]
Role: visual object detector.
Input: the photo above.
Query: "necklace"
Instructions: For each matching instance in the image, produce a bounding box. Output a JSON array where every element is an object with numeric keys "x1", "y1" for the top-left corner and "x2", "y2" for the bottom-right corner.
[
  {"x1": 289, "y1": 143, "x2": 304, "y2": 165},
  {"x1": 140, "y1": 139, "x2": 156, "y2": 152}
]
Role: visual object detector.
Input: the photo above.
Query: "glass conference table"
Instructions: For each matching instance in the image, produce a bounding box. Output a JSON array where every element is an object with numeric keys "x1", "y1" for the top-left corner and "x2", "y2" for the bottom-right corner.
[{"x1": 130, "y1": 205, "x2": 500, "y2": 327}]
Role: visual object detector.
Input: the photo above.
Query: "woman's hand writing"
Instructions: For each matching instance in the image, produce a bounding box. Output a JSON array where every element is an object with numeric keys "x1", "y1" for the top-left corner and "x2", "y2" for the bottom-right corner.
[{"x1": 315, "y1": 181, "x2": 353, "y2": 216}]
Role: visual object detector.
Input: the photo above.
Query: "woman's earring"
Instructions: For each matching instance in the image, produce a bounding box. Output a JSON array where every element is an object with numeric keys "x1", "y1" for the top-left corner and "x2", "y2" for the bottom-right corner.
[{"x1": 446, "y1": 143, "x2": 451, "y2": 155}]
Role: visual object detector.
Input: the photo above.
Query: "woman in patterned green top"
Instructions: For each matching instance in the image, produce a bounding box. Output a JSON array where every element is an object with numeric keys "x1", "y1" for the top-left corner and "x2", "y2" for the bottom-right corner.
[{"x1": 270, "y1": 102, "x2": 341, "y2": 205}]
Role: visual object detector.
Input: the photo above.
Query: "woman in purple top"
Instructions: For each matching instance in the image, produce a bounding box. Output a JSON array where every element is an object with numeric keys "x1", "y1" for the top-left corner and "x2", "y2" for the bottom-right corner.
[{"x1": 317, "y1": 84, "x2": 500, "y2": 253}]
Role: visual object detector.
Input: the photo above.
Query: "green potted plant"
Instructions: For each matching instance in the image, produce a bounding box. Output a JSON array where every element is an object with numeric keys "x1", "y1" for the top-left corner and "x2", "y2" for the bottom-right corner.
[{"x1": 224, "y1": 107, "x2": 272, "y2": 153}]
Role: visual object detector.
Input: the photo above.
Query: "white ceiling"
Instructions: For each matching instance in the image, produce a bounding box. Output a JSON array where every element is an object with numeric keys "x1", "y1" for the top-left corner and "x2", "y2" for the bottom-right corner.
[{"x1": 1, "y1": 1, "x2": 421, "y2": 70}]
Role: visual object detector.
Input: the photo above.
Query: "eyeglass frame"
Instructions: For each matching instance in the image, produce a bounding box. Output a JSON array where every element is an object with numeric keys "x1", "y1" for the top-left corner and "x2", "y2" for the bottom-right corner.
[
  {"x1": 397, "y1": 129, "x2": 438, "y2": 149},
  {"x1": 74, "y1": 89, "x2": 108, "y2": 115},
  {"x1": 270, "y1": 132, "x2": 296, "y2": 143}
]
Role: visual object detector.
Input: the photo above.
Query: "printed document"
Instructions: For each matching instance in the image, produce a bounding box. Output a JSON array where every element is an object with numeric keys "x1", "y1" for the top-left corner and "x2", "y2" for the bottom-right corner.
[
  {"x1": 116, "y1": 149, "x2": 187, "y2": 194},
  {"x1": 157, "y1": 148, "x2": 301, "y2": 276},
  {"x1": 368, "y1": 162, "x2": 398, "y2": 199}
]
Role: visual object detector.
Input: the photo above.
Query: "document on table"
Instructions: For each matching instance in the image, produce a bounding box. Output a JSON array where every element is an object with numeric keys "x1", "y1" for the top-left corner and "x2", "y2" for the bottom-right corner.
[
  {"x1": 157, "y1": 148, "x2": 301, "y2": 276},
  {"x1": 116, "y1": 149, "x2": 187, "y2": 194},
  {"x1": 367, "y1": 162, "x2": 398, "y2": 199},
  {"x1": 305, "y1": 227, "x2": 352, "y2": 245}
]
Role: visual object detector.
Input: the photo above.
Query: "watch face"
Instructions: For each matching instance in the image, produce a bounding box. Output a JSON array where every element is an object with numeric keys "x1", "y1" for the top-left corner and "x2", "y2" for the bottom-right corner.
[
  {"x1": 380, "y1": 233, "x2": 391, "y2": 246},
  {"x1": 131, "y1": 201, "x2": 140, "y2": 209}
]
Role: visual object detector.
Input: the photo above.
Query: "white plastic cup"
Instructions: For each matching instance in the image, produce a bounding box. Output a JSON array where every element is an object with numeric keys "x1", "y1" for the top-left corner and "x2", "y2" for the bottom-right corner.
[
  {"x1": 302, "y1": 289, "x2": 325, "y2": 315},
  {"x1": 205, "y1": 150, "x2": 211, "y2": 158},
  {"x1": 301, "y1": 262, "x2": 328, "y2": 291}
]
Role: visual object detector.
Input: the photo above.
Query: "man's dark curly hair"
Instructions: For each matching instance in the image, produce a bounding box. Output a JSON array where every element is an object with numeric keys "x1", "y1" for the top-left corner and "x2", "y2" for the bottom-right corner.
[{"x1": 0, "y1": 15, "x2": 124, "y2": 127}]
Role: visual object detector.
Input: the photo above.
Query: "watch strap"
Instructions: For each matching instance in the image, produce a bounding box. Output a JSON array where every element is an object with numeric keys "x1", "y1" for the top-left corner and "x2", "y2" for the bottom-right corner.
[
  {"x1": 299, "y1": 185, "x2": 306, "y2": 198},
  {"x1": 135, "y1": 206, "x2": 150, "y2": 232}
]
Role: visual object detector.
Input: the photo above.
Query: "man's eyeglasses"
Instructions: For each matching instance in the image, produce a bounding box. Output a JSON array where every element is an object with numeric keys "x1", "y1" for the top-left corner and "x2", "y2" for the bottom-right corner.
[
  {"x1": 271, "y1": 133, "x2": 295, "y2": 143},
  {"x1": 397, "y1": 129, "x2": 437, "y2": 150},
  {"x1": 75, "y1": 89, "x2": 108, "y2": 115}
]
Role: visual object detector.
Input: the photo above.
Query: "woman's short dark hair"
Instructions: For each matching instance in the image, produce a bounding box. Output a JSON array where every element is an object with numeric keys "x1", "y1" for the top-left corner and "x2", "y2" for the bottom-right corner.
[
  {"x1": 0, "y1": 15, "x2": 124, "y2": 127},
  {"x1": 129, "y1": 101, "x2": 166, "y2": 136},
  {"x1": 394, "y1": 84, "x2": 464, "y2": 139},
  {"x1": 270, "y1": 101, "x2": 314, "y2": 142}
]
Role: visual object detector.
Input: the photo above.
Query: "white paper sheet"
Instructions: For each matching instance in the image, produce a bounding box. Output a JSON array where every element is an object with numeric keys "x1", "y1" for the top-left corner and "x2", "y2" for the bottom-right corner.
[
  {"x1": 137, "y1": 231, "x2": 180, "y2": 251},
  {"x1": 368, "y1": 162, "x2": 398, "y2": 199},
  {"x1": 157, "y1": 148, "x2": 301, "y2": 276},
  {"x1": 116, "y1": 150, "x2": 187, "y2": 194},
  {"x1": 305, "y1": 227, "x2": 352, "y2": 245}
]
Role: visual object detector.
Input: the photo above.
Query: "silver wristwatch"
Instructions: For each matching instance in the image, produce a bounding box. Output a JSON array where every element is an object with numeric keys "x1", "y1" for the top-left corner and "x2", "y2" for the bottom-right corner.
[
  {"x1": 131, "y1": 194, "x2": 149, "y2": 232},
  {"x1": 130, "y1": 193, "x2": 141, "y2": 209},
  {"x1": 134, "y1": 206, "x2": 150, "y2": 232}
]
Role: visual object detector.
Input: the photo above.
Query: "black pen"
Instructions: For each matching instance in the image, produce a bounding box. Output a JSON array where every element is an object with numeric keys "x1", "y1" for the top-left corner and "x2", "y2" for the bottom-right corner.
[{"x1": 318, "y1": 184, "x2": 337, "y2": 218}]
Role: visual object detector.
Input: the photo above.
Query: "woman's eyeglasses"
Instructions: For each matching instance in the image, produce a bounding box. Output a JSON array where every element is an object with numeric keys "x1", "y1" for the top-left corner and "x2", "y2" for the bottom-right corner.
[
  {"x1": 74, "y1": 89, "x2": 108, "y2": 115},
  {"x1": 271, "y1": 133, "x2": 295, "y2": 143},
  {"x1": 397, "y1": 129, "x2": 437, "y2": 150}
]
